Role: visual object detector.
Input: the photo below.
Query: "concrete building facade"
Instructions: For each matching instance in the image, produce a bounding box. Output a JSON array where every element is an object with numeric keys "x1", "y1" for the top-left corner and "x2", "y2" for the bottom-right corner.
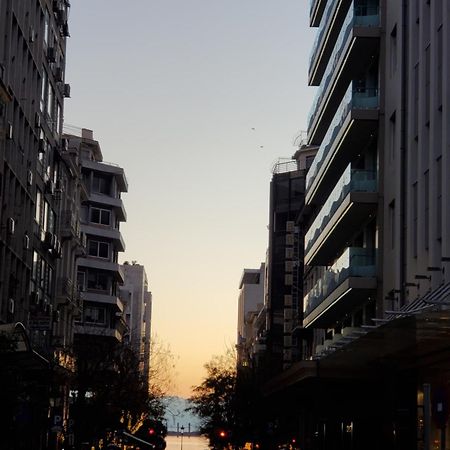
[
  {"x1": 236, "y1": 264, "x2": 265, "y2": 368},
  {"x1": 252, "y1": 2, "x2": 450, "y2": 450},
  {"x1": 70, "y1": 128, "x2": 128, "y2": 344},
  {"x1": 0, "y1": 2, "x2": 73, "y2": 449},
  {"x1": 121, "y1": 261, "x2": 153, "y2": 388}
]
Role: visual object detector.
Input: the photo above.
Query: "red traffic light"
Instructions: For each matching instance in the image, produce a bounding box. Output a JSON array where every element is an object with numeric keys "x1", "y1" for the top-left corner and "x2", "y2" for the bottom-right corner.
[{"x1": 148, "y1": 428, "x2": 155, "y2": 435}]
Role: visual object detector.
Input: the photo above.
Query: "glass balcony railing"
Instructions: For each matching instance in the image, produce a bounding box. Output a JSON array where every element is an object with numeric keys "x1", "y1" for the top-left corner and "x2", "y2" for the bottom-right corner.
[
  {"x1": 308, "y1": 2, "x2": 379, "y2": 130},
  {"x1": 306, "y1": 83, "x2": 379, "y2": 193},
  {"x1": 305, "y1": 165, "x2": 377, "y2": 254},
  {"x1": 309, "y1": 0, "x2": 337, "y2": 70},
  {"x1": 304, "y1": 247, "x2": 376, "y2": 316},
  {"x1": 310, "y1": 0, "x2": 326, "y2": 17}
]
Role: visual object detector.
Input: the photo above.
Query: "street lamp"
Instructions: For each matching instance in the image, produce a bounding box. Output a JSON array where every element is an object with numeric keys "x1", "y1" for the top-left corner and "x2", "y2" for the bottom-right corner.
[{"x1": 180, "y1": 426, "x2": 185, "y2": 450}]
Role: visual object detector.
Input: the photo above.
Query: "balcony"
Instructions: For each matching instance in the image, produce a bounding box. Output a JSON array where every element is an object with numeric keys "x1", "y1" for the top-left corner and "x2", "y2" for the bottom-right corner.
[
  {"x1": 309, "y1": 0, "x2": 352, "y2": 86},
  {"x1": 308, "y1": 2, "x2": 380, "y2": 143},
  {"x1": 82, "y1": 223, "x2": 125, "y2": 252},
  {"x1": 81, "y1": 158, "x2": 128, "y2": 192},
  {"x1": 81, "y1": 290, "x2": 124, "y2": 311},
  {"x1": 77, "y1": 257, "x2": 125, "y2": 283},
  {"x1": 74, "y1": 323, "x2": 122, "y2": 341},
  {"x1": 305, "y1": 165, "x2": 377, "y2": 266},
  {"x1": 60, "y1": 210, "x2": 81, "y2": 239},
  {"x1": 310, "y1": 0, "x2": 328, "y2": 27},
  {"x1": 303, "y1": 247, "x2": 376, "y2": 328},
  {"x1": 306, "y1": 84, "x2": 379, "y2": 205},
  {"x1": 56, "y1": 277, "x2": 81, "y2": 309},
  {"x1": 88, "y1": 193, "x2": 127, "y2": 222}
]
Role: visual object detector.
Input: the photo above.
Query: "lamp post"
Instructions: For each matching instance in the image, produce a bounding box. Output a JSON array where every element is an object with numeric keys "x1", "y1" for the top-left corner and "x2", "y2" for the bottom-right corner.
[{"x1": 180, "y1": 426, "x2": 185, "y2": 450}]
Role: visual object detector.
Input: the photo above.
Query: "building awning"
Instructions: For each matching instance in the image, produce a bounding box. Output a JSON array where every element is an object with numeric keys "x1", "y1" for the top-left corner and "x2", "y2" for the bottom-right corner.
[
  {"x1": 0, "y1": 322, "x2": 50, "y2": 371},
  {"x1": 319, "y1": 282, "x2": 450, "y2": 375}
]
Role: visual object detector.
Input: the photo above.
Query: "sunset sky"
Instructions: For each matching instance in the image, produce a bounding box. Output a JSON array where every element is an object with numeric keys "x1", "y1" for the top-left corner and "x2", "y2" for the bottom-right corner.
[{"x1": 64, "y1": 1, "x2": 315, "y2": 397}]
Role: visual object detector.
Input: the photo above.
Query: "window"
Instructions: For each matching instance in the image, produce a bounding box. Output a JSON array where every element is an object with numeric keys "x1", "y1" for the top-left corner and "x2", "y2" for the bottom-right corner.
[
  {"x1": 92, "y1": 175, "x2": 110, "y2": 195},
  {"x1": 47, "y1": 83, "x2": 54, "y2": 120},
  {"x1": 84, "y1": 306, "x2": 106, "y2": 325},
  {"x1": 389, "y1": 200, "x2": 395, "y2": 249},
  {"x1": 88, "y1": 240, "x2": 109, "y2": 258},
  {"x1": 35, "y1": 190, "x2": 42, "y2": 223},
  {"x1": 77, "y1": 271, "x2": 86, "y2": 291},
  {"x1": 90, "y1": 207, "x2": 111, "y2": 225},
  {"x1": 40, "y1": 70, "x2": 47, "y2": 112},
  {"x1": 87, "y1": 271, "x2": 109, "y2": 291},
  {"x1": 305, "y1": 155, "x2": 315, "y2": 169}
]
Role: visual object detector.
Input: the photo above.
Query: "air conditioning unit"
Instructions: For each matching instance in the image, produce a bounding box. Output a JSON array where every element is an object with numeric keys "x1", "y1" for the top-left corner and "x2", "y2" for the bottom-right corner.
[
  {"x1": 63, "y1": 83, "x2": 71, "y2": 98},
  {"x1": 23, "y1": 234, "x2": 30, "y2": 249},
  {"x1": 6, "y1": 217, "x2": 15, "y2": 235},
  {"x1": 47, "y1": 46, "x2": 56, "y2": 63},
  {"x1": 286, "y1": 221, "x2": 295, "y2": 232},
  {"x1": 27, "y1": 170, "x2": 33, "y2": 186},
  {"x1": 8, "y1": 298, "x2": 14, "y2": 314}
]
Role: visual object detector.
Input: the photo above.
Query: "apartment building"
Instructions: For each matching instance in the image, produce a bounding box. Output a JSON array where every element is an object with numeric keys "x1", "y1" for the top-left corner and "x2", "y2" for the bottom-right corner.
[
  {"x1": 263, "y1": 145, "x2": 317, "y2": 379},
  {"x1": 236, "y1": 264, "x2": 265, "y2": 369},
  {"x1": 0, "y1": 2, "x2": 72, "y2": 449},
  {"x1": 257, "y1": 1, "x2": 450, "y2": 449},
  {"x1": 69, "y1": 128, "x2": 128, "y2": 344},
  {"x1": 121, "y1": 261, "x2": 153, "y2": 389}
]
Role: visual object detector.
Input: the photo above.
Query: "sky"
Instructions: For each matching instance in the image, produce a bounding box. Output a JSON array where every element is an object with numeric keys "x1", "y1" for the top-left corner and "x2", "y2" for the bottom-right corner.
[{"x1": 64, "y1": 1, "x2": 316, "y2": 398}]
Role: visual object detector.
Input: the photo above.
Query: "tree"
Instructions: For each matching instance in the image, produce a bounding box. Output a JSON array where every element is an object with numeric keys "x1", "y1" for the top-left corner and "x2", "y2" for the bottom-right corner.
[
  {"x1": 188, "y1": 350, "x2": 238, "y2": 448},
  {"x1": 72, "y1": 337, "x2": 153, "y2": 447},
  {"x1": 149, "y1": 333, "x2": 177, "y2": 400}
]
